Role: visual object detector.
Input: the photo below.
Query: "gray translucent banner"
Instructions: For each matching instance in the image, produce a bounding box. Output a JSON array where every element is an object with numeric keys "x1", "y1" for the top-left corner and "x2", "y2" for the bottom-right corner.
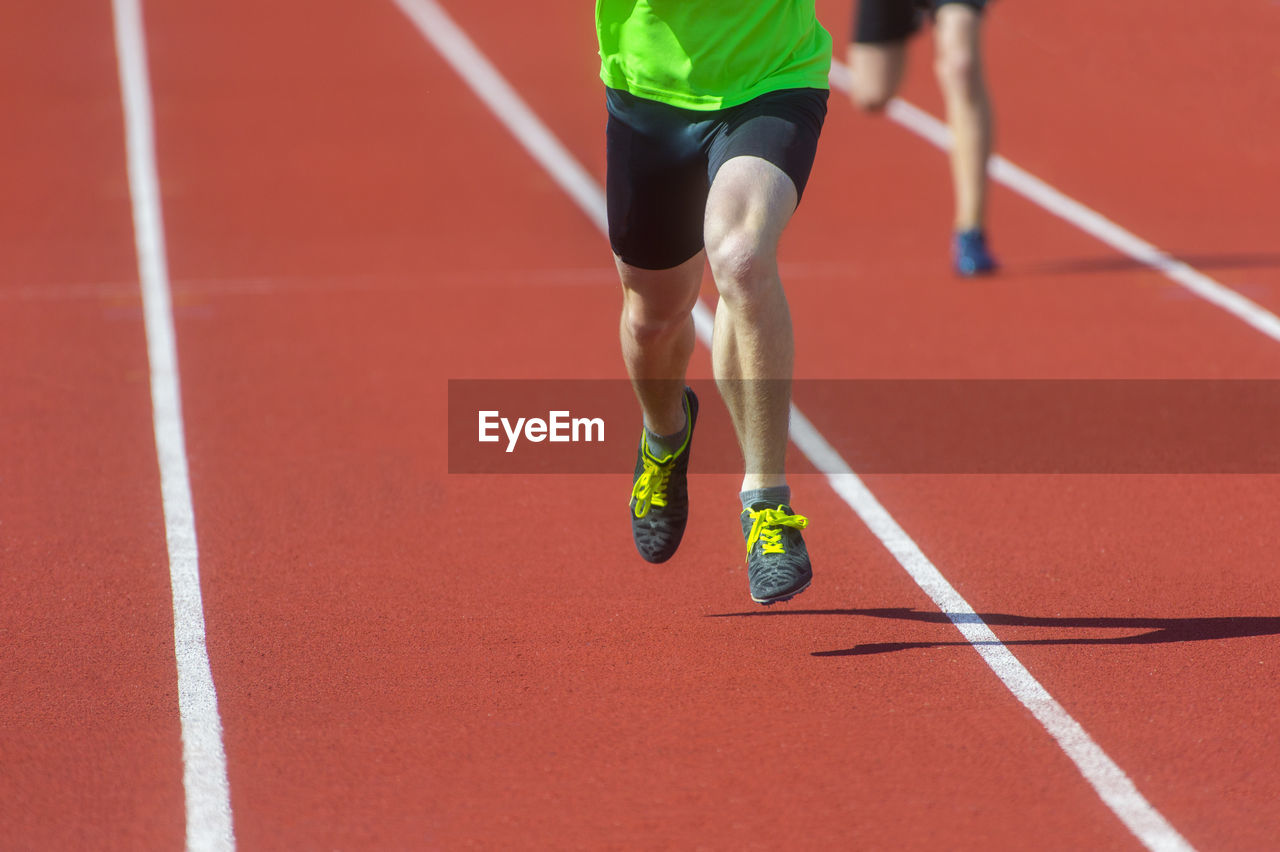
[{"x1": 448, "y1": 379, "x2": 1280, "y2": 474}]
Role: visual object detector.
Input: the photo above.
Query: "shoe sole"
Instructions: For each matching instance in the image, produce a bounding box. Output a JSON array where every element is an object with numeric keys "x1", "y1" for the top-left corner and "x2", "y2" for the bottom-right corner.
[
  {"x1": 751, "y1": 577, "x2": 811, "y2": 606},
  {"x1": 955, "y1": 257, "x2": 998, "y2": 277}
]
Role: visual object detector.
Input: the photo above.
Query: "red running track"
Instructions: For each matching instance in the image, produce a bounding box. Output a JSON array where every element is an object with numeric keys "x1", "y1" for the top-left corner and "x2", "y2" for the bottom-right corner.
[
  {"x1": 0, "y1": 2, "x2": 184, "y2": 848},
  {"x1": 4, "y1": 0, "x2": 1279, "y2": 849}
]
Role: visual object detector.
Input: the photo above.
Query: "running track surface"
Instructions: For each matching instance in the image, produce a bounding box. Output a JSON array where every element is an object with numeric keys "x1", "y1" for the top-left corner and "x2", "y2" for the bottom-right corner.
[{"x1": 4, "y1": 1, "x2": 1279, "y2": 849}]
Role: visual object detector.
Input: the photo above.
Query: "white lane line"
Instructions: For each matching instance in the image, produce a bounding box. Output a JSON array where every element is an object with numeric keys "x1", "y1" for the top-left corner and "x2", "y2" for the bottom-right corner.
[
  {"x1": 394, "y1": 2, "x2": 1196, "y2": 850},
  {"x1": 788, "y1": 412, "x2": 1195, "y2": 852},
  {"x1": 111, "y1": 1, "x2": 235, "y2": 850},
  {"x1": 827, "y1": 61, "x2": 1280, "y2": 345},
  {"x1": 389, "y1": 0, "x2": 607, "y2": 229}
]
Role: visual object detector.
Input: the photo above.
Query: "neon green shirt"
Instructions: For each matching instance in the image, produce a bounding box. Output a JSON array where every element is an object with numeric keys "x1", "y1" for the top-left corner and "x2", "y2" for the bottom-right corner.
[{"x1": 596, "y1": 1, "x2": 832, "y2": 110}]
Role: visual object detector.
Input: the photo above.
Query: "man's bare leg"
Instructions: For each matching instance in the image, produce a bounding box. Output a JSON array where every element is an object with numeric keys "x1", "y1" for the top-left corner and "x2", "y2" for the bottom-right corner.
[
  {"x1": 618, "y1": 251, "x2": 704, "y2": 565},
  {"x1": 933, "y1": 3, "x2": 992, "y2": 232},
  {"x1": 703, "y1": 154, "x2": 812, "y2": 604},
  {"x1": 616, "y1": 251, "x2": 704, "y2": 436},
  {"x1": 846, "y1": 39, "x2": 908, "y2": 113},
  {"x1": 703, "y1": 155, "x2": 799, "y2": 493}
]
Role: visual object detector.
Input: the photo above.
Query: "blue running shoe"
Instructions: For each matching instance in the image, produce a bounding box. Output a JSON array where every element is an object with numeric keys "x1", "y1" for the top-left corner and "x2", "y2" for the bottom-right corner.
[{"x1": 953, "y1": 228, "x2": 998, "y2": 277}]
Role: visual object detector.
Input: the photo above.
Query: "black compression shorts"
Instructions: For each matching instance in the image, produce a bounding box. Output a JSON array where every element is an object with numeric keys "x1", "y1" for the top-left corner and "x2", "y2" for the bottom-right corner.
[
  {"x1": 605, "y1": 87, "x2": 829, "y2": 270},
  {"x1": 854, "y1": 0, "x2": 988, "y2": 44}
]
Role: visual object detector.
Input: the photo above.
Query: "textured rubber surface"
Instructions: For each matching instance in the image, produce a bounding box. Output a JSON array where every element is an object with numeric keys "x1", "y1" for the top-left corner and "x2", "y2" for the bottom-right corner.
[{"x1": 6, "y1": 0, "x2": 1280, "y2": 849}]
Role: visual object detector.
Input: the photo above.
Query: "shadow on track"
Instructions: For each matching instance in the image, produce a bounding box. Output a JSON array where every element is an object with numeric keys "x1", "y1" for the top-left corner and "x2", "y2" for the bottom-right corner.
[{"x1": 705, "y1": 608, "x2": 1280, "y2": 657}]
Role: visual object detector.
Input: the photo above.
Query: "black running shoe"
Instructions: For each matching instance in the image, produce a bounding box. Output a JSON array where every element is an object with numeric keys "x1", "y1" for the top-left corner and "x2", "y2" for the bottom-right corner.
[
  {"x1": 628, "y1": 387, "x2": 698, "y2": 563},
  {"x1": 740, "y1": 502, "x2": 811, "y2": 605}
]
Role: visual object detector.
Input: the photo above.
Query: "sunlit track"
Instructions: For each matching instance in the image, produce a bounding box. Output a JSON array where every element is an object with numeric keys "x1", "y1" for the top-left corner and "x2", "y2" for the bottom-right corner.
[
  {"x1": 824, "y1": 62, "x2": 1280, "y2": 345},
  {"x1": 9, "y1": 0, "x2": 1263, "y2": 846},
  {"x1": 392, "y1": 1, "x2": 1197, "y2": 849},
  {"x1": 111, "y1": 0, "x2": 234, "y2": 849}
]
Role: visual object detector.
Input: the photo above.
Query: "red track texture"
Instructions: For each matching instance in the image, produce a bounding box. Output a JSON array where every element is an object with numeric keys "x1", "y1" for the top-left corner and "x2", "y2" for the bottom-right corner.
[{"x1": 4, "y1": 0, "x2": 1279, "y2": 849}]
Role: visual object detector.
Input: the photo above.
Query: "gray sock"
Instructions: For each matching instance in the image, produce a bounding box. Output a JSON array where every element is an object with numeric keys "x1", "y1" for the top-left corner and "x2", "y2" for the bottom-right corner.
[
  {"x1": 644, "y1": 417, "x2": 689, "y2": 460},
  {"x1": 740, "y1": 485, "x2": 791, "y2": 510}
]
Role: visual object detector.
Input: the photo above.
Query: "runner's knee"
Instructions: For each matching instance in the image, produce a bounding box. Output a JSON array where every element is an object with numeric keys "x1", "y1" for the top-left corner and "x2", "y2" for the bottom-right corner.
[
  {"x1": 622, "y1": 300, "x2": 687, "y2": 346},
  {"x1": 849, "y1": 80, "x2": 893, "y2": 113},
  {"x1": 847, "y1": 45, "x2": 903, "y2": 112},
  {"x1": 932, "y1": 8, "x2": 984, "y2": 97},
  {"x1": 705, "y1": 226, "x2": 776, "y2": 305},
  {"x1": 620, "y1": 273, "x2": 699, "y2": 345},
  {"x1": 934, "y1": 46, "x2": 980, "y2": 97}
]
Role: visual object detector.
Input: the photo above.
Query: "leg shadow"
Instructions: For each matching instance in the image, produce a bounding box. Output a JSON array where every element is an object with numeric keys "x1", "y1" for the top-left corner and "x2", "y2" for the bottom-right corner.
[{"x1": 706, "y1": 607, "x2": 1280, "y2": 657}]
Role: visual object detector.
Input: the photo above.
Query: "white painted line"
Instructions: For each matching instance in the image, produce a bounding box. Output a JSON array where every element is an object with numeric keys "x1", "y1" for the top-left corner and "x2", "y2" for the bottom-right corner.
[
  {"x1": 829, "y1": 60, "x2": 1280, "y2": 345},
  {"x1": 389, "y1": 0, "x2": 608, "y2": 230},
  {"x1": 787, "y1": 412, "x2": 1195, "y2": 852},
  {"x1": 111, "y1": 2, "x2": 235, "y2": 850},
  {"x1": 397, "y1": 2, "x2": 1196, "y2": 849}
]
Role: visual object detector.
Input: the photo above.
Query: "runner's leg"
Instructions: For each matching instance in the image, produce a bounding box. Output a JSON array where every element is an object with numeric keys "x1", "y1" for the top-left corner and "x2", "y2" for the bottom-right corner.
[
  {"x1": 704, "y1": 155, "x2": 798, "y2": 491},
  {"x1": 847, "y1": 41, "x2": 908, "y2": 112},
  {"x1": 846, "y1": 0, "x2": 916, "y2": 110},
  {"x1": 933, "y1": 2, "x2": 992, "y2": 232},
  {"x1": 616, "y1": 253, "x2": 703, "y2": 435}
]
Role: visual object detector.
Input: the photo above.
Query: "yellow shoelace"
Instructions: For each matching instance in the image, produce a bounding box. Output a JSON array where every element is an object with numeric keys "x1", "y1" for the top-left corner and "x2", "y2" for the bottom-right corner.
[
  {"x1": 630, "y1": 398, "x2": 692, "y2": 519},
  {"x1": 745, "y1": 506, "x2": 809, "y2": 555},
  {"x1": 631, "y1": 452, "x2": 672, "y2": 518}
]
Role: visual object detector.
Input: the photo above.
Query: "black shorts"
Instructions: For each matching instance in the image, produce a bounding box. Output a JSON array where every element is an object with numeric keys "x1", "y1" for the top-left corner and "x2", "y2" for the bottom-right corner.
[
  {"x1": 854, "y1": 0, "x2": 987, "y2": 44},
  {"x1": 605, "y1": 87, "x2": 829, "y2": 270}
]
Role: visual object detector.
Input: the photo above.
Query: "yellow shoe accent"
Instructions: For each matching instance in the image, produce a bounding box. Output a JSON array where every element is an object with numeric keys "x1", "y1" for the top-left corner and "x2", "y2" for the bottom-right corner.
[
  {"x1": 745, "y1": 506, "x2": 809, "y2": 555},
  {"x1": 629, "y1": 393, "x2": 693, "y2": 519},
  {"x1": 631, "y1": 446, "x2": 673, "y2": 519}
]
